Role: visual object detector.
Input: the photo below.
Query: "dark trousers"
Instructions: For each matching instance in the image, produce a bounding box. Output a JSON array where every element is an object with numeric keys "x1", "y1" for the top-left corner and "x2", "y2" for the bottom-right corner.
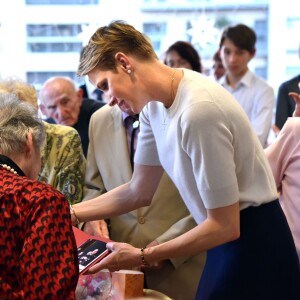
[{"x1": 196, "y1": 200, "x2": 300, "y2": 300}]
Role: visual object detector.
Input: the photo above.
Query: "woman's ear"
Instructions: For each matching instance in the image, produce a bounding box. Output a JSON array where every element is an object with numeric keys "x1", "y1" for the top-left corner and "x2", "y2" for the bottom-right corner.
[
  {"x1": 115, "y1": 52, "x2": 132, "y2": 74},
  {"x1": 25, "y1": 130, "x2": 34, "y2": 158}
]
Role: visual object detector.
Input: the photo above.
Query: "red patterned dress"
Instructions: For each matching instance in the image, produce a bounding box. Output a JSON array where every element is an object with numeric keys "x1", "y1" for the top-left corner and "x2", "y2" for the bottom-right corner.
[{"x1": 0, "y1": 156, "x2": 79, "y2": 299}]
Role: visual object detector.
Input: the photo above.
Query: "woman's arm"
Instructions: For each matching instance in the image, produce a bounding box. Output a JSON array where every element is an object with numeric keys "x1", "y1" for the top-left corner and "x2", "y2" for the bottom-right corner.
[
  {"x1": 71, "y1": 164, "x2": 164, "y2": 225},
  {"x1": 87, "y1": 201, "x2": 240, "y2": 273}
]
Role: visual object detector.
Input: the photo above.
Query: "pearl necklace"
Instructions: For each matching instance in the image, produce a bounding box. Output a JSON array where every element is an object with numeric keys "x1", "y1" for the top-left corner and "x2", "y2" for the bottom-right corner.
[{"x1": 0, "y1": 164, "x2": 18, "y2": 175}]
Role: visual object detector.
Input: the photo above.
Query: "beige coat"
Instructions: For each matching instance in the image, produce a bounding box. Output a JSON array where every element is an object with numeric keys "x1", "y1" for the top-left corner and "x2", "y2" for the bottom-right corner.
[{"x1": 83, "y1": 104, "x2": 206, "y2": 300}]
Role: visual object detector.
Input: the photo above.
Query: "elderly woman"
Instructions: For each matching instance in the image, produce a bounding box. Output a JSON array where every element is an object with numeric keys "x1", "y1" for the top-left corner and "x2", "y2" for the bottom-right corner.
[{"x1": 0, "y1": 94, "x2": 79, "y2": 299}]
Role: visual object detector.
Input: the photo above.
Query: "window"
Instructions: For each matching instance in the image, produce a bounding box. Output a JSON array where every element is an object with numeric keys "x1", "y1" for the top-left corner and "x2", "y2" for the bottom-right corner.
[
  {"x1": 27, "y1": 71, "x2": 79, "y2": 91},
  {"x1": 286, "y1": 66, "x2": 300, "y2": 79},
  {"x1": 254, "y1": 20, "x2": 268, "y2": 56},
  {"x1": 26, "y1": 0, "x2": 99, "y2": 4},
  {"x1": 143, "y1": 23, "x2": 167, "y2": 35},
  {"x1": 27, "y1": 24, "x2": 84, "y2": 53},
  {"x1": 143, "y1": 22, "x2": 167, "y2": 53},
  {"x1": 28, "y1": 42, "x2": 82, "y2": 53},
  {"x1": 27, "y1": 24, "x2": 83, "y2": 37}
]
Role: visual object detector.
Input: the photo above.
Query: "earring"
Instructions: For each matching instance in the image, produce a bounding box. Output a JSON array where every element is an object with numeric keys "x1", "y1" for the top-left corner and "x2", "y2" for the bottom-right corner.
[{"x1": 127, "y1": 69, "x2": 132, "y2": 74}]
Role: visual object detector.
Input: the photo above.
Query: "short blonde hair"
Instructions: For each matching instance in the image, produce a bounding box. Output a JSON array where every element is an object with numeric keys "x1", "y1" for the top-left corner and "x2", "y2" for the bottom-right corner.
[
  {"x1": 0, "y1": 77, "x2": 38, "y2": 108},
  {"x1": 77, "y1": 20, "x2": 157, "y2": 76}
]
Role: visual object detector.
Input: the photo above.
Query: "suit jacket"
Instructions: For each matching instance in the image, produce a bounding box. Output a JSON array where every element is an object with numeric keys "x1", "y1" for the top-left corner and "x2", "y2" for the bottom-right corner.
[
  {"x1": 79, "y1": 84, "x2": 89, "y2": 99},
  {"x1": 275, "y1": 74, "x2": 299, "y2": 129},
  {"x1": 84, "y1": 104, "x2": 205, "y2": 300}
]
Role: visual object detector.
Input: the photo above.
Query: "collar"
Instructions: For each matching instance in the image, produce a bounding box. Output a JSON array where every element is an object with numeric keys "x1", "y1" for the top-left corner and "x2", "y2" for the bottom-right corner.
[
  {"x1": 122, "y1": 112, "x2": 130, "y2": 124},
  {"x1": 220, "y1": 69, "x2": 253, "y2": 90},
  {"x1": 238, "y1": 69, "x2": 253, "y2": 88},
  {"x1": 0, "y1": 154, "x2": 26, "y2": 176},
  {"x1": 122, "y1": 112, "x2": 139, "y2": 125}
]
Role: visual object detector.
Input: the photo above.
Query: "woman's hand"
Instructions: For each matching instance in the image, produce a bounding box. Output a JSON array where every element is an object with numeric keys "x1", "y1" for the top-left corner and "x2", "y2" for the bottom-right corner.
[{"x1": 86, "y1": 242, "x2": 141, "y2": 274}]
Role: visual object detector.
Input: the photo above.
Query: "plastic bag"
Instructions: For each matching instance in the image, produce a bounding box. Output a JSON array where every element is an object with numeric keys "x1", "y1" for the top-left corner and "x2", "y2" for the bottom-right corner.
[{"x1": 76, "y1": 270, "x2": 112, "y2": 300}]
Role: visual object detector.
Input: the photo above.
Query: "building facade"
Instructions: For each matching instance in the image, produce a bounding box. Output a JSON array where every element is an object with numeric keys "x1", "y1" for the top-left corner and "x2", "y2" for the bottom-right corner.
[{"x1": 0, "y1": 0, "x2": 299, "y2": 93}]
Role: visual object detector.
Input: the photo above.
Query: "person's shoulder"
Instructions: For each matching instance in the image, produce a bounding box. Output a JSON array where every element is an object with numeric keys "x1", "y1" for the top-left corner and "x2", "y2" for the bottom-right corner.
[
  {"x1": 22, "y1": 178, "x2": 66, "y2": 199},
  {"x1": 249, "y1": 72, "x2": 274, "y2": 94},
  {"x1": 179, "y1": 69, "x2": 234, "y2": 105},
  {"x1": 43, "y1": 121, "x2": 80, "y2": 138},
  {"x1": 183, "y1": 68, "x2": 209, "y2": 82},
  {"x1": 278, "y1": 117, "x2": 300, "y2": 146},
  {"x1": 182, "y1": 69, "x2": 224, "y2": 92},
  {"x1": 81, "y1": 99, "x2": 106, "y2": 118},
  {"x1": 284, "y1": 117, "x2": 300, "y2": 130},
  {"x1": 42, "y1": 122, "x2": 84, "y2": 159},
  {"x1": 83, "y1": 98, "x2": 106, "y2": 108},
  {"x1": 249, "y1": 70, "x2": 271, "y2": 86},
  {"x1": 44, "y1": 121, "x2": 77, "y2": 133},
  {"x1": 279, "y1": 74, "x2": 300, "y2": 89},
  {"x1": 90, "y1": 103, "x2": 116, "y2": 119}
]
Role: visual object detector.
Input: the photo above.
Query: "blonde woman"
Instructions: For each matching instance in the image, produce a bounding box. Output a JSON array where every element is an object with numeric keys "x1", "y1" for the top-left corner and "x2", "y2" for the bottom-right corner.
[{"x1": 71, "y1": 21, "x2": 300, "y2": 300}]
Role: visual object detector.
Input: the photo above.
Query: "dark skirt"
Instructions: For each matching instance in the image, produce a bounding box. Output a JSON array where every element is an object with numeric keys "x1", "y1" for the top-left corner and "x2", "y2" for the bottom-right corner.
[{"x1": 196, "y1": 200, "x2": 300, "y2": 300}]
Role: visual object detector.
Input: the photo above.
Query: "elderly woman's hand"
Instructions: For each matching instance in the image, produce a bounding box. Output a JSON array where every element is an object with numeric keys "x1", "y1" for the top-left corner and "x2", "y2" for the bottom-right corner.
[
  {"x1": 83, "y1": 220, "x2": 110, "y2": 239},
  {"x1": 289, "y1": 92, "x2": 300, "y2": 117}
]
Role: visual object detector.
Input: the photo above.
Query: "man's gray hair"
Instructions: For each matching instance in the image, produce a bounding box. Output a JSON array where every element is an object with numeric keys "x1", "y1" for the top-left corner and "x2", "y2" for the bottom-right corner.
[{"x1": 0, "y1": 93, "x2": 45, "y2": 155}]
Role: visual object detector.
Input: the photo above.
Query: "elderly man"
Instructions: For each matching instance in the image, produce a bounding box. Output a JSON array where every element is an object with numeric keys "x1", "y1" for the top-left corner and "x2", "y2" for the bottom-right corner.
[{"x1": 39, "y1": 76, "x2": 105, "y2": 156}]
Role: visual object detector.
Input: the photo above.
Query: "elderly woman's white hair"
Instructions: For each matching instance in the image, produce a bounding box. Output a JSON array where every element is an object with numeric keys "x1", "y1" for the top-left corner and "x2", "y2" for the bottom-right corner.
[{"x1": 0, "y1": 93, "x2": 45, "y2": 156}]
